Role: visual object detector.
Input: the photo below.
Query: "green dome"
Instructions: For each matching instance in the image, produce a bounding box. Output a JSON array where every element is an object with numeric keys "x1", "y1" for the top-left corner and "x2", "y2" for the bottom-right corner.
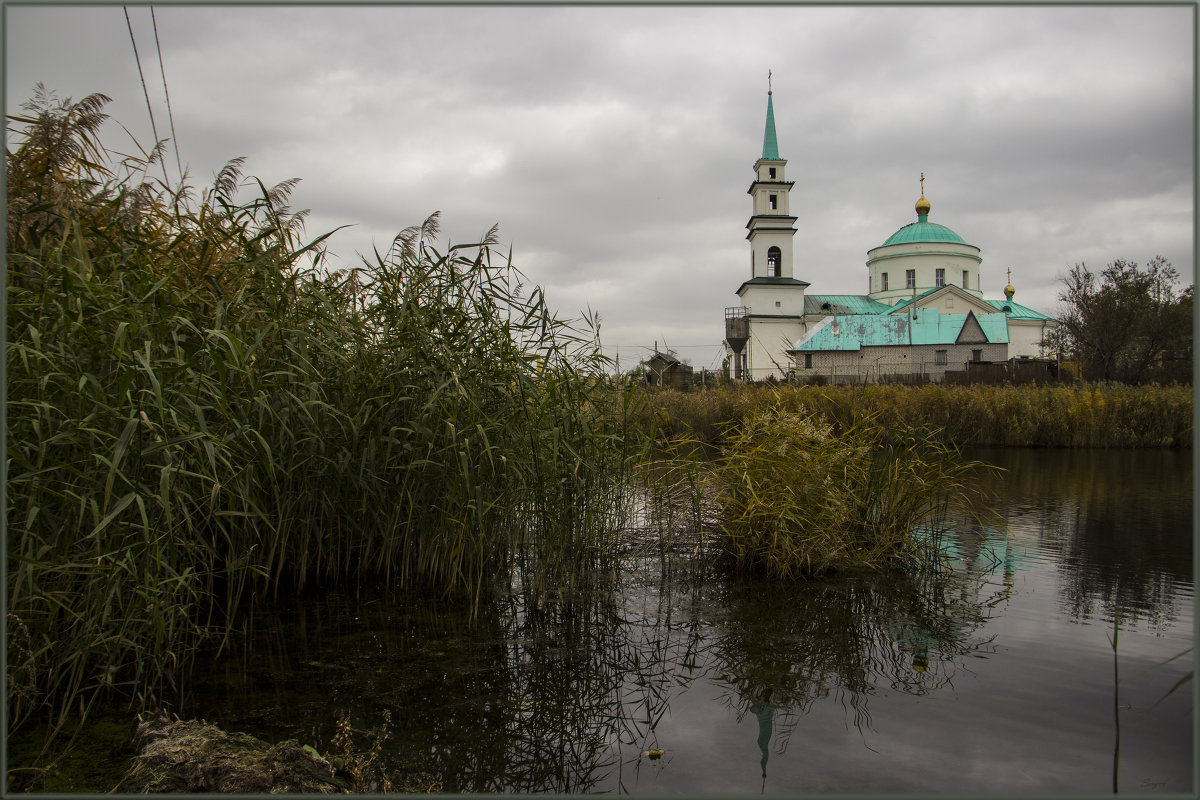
[{"x1": 880, "y1": 221, "x2": 968, "y2": 247}]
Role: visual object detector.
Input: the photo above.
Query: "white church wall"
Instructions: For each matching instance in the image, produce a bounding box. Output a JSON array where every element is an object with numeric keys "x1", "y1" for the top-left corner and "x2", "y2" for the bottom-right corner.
[
  {"x1": 1007, "y1": 318, "x2": 1054, "y2": 358},
  {"x1": 792, "y1": 342, "x2": 1008, "y2": 383},
  {"x1": 746, "y1": 317, "x2": 807, "y2": 380},
  {"x1": 867, "y1": 243, "x2": 983, "y2": 303},
  {"x1": 752, "y1": 188, "x2": 791, "y2": 217},
  {"x1": 748, "y1": 233, "x2": 795, "y2": 279}
]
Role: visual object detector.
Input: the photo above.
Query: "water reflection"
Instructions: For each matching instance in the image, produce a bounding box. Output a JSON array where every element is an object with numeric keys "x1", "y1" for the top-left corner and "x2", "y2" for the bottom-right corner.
[
  {"x1": 182, "y1": 449, "x2": 1192, "y2": 794},
  {"x1": 750, "y1": 697, "x2": 773, "y2": 781},
  {"x1": 191, "y1": 589, "x2": 633, "y2": 792},
  {"x1": 971, "y1": 447, "x2": 1193, "y2": 627},
  {"x1": 711, "y1": 526, "x2": 1012, "y2": 782}
]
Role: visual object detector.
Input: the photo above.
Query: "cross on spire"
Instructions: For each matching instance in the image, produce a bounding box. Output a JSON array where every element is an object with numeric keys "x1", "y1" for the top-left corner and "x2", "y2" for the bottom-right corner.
[
  {"x1": 768, "y1": 69, "x2": 772, "y2": 95},
  {"x1": 920, "y1": 172, "x2": 925, "y2": 195}
]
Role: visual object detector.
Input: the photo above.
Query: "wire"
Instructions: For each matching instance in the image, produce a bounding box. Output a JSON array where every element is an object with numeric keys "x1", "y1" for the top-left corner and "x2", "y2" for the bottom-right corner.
[
  {"x1": 601, "y1": 344, "x2": 720, "y2": 350},
  {"x1": 151, "y1": 6, "x2": 183, "y2": 183},
  {"x1": 124, "y1": 6, "x2": 170, "y2": 186}
]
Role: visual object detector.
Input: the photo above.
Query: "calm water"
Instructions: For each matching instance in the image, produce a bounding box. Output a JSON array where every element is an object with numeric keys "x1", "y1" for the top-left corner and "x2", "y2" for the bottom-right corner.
[{"x1": 185, "y1": 448, "x2": 1194, "y2": 795}]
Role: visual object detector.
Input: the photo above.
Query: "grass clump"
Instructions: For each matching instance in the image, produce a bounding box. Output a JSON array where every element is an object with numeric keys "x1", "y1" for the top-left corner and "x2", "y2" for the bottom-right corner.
[{"x1": 711, "y1": 405, "x2": 997, "y2": 579}]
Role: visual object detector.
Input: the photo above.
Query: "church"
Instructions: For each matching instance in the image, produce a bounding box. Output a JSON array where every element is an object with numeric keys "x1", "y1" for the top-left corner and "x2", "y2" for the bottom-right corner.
[{"x1": 723, "y1": 87, "x2": 1056, "y2": 383}]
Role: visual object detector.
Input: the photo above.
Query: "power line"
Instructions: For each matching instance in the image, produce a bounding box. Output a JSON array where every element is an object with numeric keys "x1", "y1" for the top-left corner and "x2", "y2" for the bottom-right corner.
[
  {"x1": 151, "y1": 6, "x2": 183, "y2": 183},
  {"x1": 601, "y1": 343, "x2": 722, "y2": 350},
  {"x1": 124, "y1": 6, "x2": 170, "y2": 186}
]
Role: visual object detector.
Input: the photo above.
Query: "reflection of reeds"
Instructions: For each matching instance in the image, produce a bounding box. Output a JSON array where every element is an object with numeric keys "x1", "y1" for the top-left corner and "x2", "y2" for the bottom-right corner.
[
  {"x1": 6, "y1": 90, "x2": 630, "y2": 753},
  {"x1": 171, "y1": 506, "x2": 1011, "y2": 793},
  {"x1": 970, "y1": 448, "x2": 1193, "y2": 626},
  {"x1": 711, "y1": 549, "x2": 1004, "y2": 733}
]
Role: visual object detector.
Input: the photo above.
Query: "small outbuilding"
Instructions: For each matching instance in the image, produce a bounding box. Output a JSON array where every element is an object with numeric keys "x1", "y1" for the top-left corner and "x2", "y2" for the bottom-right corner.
[{"x1": 644, "y1": 351, "x2": 694, "y2": 389}]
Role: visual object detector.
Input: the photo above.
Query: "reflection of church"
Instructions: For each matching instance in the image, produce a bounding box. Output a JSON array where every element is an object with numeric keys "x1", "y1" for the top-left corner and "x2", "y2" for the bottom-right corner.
[{"x1": 724, "y1": 84, "x2": 1056, "y2": 382}]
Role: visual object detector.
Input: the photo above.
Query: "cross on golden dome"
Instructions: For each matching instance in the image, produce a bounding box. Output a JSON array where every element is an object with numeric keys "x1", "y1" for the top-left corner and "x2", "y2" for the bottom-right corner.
[{"x1": 915, "y1": 172, "x2": 931, "y2": 217}]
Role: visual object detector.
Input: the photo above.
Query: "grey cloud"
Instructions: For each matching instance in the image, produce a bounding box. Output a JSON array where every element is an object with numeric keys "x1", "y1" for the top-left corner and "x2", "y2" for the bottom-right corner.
[{"x1": 7, "y1": 4, "x2": 1192, "y2": 370}]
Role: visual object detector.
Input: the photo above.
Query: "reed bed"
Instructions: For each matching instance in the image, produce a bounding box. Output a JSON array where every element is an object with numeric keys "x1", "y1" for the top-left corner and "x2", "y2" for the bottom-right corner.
[
  {"x1": 703, "y1": 408, "x2": 997, "y2": 579},
  {"x1": 7, "y1": 89, "x2": 630, "y2": 749},
  {"x1": 628, "y1": 382, "x2": 1193, "y2": 449}
]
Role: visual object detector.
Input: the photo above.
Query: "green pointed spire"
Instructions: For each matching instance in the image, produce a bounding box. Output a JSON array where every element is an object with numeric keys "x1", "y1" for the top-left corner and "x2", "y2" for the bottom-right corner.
[{"x1": 761, "y1": 90, "x2": 780, "y2": 160}]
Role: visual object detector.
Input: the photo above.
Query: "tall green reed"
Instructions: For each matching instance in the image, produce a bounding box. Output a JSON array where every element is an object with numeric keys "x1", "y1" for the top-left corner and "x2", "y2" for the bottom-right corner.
[{"x1": 6, "y1": 88, "x2": 630, "y2": 753}]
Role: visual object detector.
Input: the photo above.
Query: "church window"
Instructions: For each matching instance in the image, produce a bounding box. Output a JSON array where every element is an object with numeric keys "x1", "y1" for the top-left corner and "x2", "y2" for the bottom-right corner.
[
  {"x1": 963, "y1": 270, "x2": 970, "y2": 289},
  {"x1": 881, "y1": 272, "x2": 889, "y2": 291},
  {"x1": 935, "y1": 268, "x2": 945, "y2": 287},
  {"x1": 768, "y1": 167, "x2": 777, "y2": 179},
  {"x1": 768, "y1": 194, "x2": 778, "y2": 210},
  {"x1": 766, "y1": 247, "x2": 781, "y2": 277},
  {"x1": 935, "y1": 349, "x2": 948, "y2": 365},
  {"x1": 804, "y1": 353, "x2": 813, "y2": 369},
  {"x1": 905, "y1": 269, "x2": 916, "y2": 289},
  {"x1": 775, "y1": 301, "x2": 781, "y2": 308},
  {"x1": 971, "y1": 349, "x2": 983, "y2": 362}
]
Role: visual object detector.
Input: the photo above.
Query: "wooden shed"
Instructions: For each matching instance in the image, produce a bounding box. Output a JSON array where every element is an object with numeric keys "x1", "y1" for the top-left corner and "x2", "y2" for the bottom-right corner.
[{"x1": 645, "y1": 351, "x2": 693, "y2": 389}]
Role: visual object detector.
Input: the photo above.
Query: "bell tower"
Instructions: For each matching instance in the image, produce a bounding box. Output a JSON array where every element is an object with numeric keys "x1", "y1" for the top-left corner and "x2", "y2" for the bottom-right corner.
[
  {"x1": 746, "y1": 73, "x2": 796, "y2": 279},
  {"x1": 726, "y1": 75, "x2": 810, "y2": 382}
]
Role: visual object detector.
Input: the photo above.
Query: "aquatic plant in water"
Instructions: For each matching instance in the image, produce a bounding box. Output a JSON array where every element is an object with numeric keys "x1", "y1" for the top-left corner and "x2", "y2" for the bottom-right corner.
[{"x1": 711, "y1": 404, "x2": 999, "y2": 579}]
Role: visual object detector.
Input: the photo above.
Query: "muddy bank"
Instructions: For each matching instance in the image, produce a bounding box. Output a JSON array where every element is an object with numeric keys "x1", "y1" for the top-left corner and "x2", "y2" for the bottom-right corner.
[{"x1": 117, "y1": 711, "x2": 349, "y2": 793}]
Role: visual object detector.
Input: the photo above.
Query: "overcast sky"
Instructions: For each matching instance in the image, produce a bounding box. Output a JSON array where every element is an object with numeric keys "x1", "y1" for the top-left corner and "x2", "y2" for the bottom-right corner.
[{"x1": 6, "y1": 3, "x2": 1194, "y2": 371}]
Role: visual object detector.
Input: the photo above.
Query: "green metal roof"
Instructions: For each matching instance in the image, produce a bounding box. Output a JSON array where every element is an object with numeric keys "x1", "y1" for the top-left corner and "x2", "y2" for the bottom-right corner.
[
  {"x1": 804, "y1": 294, "x2": 893, "y2": 315},
  {"x1": 792, "y1": 315, "x2": 908, "y2": 351},
  {"x1": 792, "y1": 308, "x2": 1008, "y2": 352},
  {"x1": 910, "y1": 309, "x2": 1009, "y2": 346},
  {"x1": 737, "y1": 276, "x2": 810, "y2": 294},
  {"x1": 880, "y1": 221, "x2": 969, "y2": 247},
  {"x1": 885, "y1": 287, "x2": 942, "y2": 315},
  {"x1": 983, "y1": 299, "x2": 1056, "y2": 321},
  {"x1": 761, "y1": 93, "x2": 780, "y2": 160}
]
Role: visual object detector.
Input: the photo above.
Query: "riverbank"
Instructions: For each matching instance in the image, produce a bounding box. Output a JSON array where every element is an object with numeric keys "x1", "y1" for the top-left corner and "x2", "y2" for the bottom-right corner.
[{"x1": 626, "y1": 382, "x2": 1193, "y2": 448}]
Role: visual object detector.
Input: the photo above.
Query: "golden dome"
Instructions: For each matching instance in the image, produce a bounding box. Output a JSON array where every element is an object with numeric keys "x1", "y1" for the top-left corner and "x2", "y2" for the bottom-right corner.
[
  {"x1": 915, "y1": 172, "x2": 930, "y2": 217},
  {"x1": 1004, "y1": 268, "x2": 1015, "y2": 300}
]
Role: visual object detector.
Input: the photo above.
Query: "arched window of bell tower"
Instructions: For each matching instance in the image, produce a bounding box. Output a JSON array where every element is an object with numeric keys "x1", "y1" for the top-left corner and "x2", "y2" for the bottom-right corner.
[{"x1": 766, "y1": 247, "x2": 781, "y2": 277}]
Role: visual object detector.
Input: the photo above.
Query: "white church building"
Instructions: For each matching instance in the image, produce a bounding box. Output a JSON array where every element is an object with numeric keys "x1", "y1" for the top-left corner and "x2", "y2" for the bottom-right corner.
[{"x1": 724, "y1": 88, "x2": 1056, "y2": 383}]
